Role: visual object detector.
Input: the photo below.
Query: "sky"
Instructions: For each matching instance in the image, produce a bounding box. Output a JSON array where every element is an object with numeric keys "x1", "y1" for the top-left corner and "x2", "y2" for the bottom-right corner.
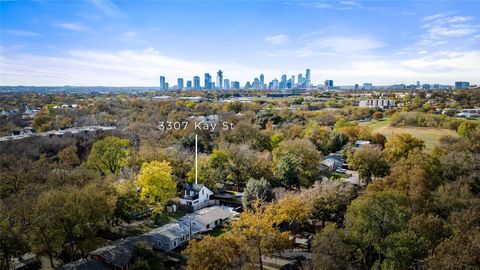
[{"x1": 1, "y1": 0, "x2": 480, "y2": 87}]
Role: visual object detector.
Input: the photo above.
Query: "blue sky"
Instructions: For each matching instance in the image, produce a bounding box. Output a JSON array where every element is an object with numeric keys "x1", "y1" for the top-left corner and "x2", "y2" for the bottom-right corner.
[{"x1": 1, "y1": 0, "x2": 479, "y2": 86}]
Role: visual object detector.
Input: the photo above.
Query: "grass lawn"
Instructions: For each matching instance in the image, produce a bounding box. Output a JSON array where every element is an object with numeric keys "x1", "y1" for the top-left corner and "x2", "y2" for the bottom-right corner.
[
  {"x1": 155, "y1": 210, "x2": 189, "y2": 226},
  {"x1": 367, "y1": 119, "x2": 459, "y2": 150}
]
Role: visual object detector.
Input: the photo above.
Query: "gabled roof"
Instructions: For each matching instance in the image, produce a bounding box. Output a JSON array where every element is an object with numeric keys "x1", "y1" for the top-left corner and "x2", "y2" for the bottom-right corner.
[
  {"x1": 145, "y1": 221, "x2": 190, "y2": 242},
  {"x1": 185, "y1": 206, "x2": 233, "y2": 226},
  {"x1": 90, "y1": 236, "x2": 150, "y2": 267},
  {"x1": 58, "y1": 258, "x2": 110, "y2": 270}
]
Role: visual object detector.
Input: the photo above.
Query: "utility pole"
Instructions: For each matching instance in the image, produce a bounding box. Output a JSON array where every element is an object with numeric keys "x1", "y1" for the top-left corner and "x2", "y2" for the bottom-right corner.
[{"x1": 195, "y1": 134, "x2": 198, "y2": 185}]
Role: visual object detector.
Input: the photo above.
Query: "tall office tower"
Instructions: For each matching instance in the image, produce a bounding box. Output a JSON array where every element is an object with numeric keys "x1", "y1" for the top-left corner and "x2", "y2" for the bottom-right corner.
[
  {"x1": 306, "y1": 69, "x2": 311, "y2": 87},
  {"x1": 232, "y1": 81, "x2": 240, "y2": 90},
  {"x1": 186, "y1": 80, "x2": 192, "y2": 90},
  {"x1": 204, "y1": 73, "x2": 212, "y2": 89},
  {"x1": 177, "y1": 78, "x2": 184, "y2": 90},
  {"x1": 224, "y1": 79, "x2": 231, "y2": 90},
  {"x1": 287, "y1": 79, "x2": 292, "y2": 89},
  {"x1": 245, "y1": 81, "x2": 252, "y2": 89},
  {"x1": 416, "y1": 81, "x2": 421, "y2": 88},
  {"x1": 291, "y1": 75, "x2": 295, "y2": 87},
  {"x1": 193, "y1": 76, "x2": 201, "y2": 90},
  {"x1": 216, "y1": 70, "x2": 223, "y2": 90},
  {"x1": 272, "y1": 79, "x2": 279, "y2": 90},
  {"x1": 324, "y1": 80, "x2": 334, "y2": 90},
  {"x1": 281, "y1": 74, "x2": 287, "y2": 89},
  {"x1": 252, "y1": 78, "x2": 260, "y2": 89},
  {"x1": 298, "y1": 73, "x2": 304, "y2": 86},
  {"x1": 259, "y1": 74, "x2": 265, "y2": 89},
  {"x1": 165, "y1": 83, "x2": 169, "y2": 90},
  {"x1": 160, "y1": 76, "x2": 166, "y2": 90},
  {"x1": 211, "y1": 82, "x2": 215, "y2": 89},
  {"x1": 354, "y1": 84, "x2": 359, "y2": 90}
]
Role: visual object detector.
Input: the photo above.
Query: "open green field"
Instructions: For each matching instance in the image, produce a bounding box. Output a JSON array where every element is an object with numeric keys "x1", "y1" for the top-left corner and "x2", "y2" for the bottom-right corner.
[{"x1": 366, "y1": 119, "x2": 459, "y2": 150}]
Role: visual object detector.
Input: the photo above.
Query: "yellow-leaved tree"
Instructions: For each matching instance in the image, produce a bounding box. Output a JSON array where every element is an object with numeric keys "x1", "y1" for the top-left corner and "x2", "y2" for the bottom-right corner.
[{"x1": 137, "y1": 160, "x2": 176, "y2": 211}]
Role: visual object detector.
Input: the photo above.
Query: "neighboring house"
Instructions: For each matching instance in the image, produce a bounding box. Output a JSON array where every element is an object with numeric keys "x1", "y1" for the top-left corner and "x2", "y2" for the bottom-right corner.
[
  {"x1": 354, "y1": 140, "x2": 371, "y2": 148},
  {"x1": 0, "y1": 109, "x2": 18, "y2": 116},
  {"x1": 186, "y1": 205, "x2": 233, "y2": 232},
  {"x1": 322, "y1": 154, "x2": 344, "y2": 171},
  {"x1": 179, "y1": 184, "x2": 214, "y2": 211},
  {"x1": 90, "y1": 237, "x2": 147, "y2": 270},
  {"x1": 144, "y1": 221, "x2": 195, "y2": 252},
  {"x1": 58, "y1": 258, "x2": 110, "y2": 270}
]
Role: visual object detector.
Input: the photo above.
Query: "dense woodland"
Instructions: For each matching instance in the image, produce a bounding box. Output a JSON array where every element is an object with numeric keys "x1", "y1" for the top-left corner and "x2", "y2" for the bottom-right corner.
[{"x1": 1, "y1": 89, "x2": 479, "y2": 270}]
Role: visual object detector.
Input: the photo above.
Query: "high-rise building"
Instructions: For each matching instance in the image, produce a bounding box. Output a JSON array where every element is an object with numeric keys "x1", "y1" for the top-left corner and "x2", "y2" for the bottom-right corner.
[
  {"x1": 232, "y1": 81, "x2": 240, "y2": 90},
  {"x1": 455, "y1": 81, "x2": 470, "y2": 89},
  {"x1": 177, "y1": 78, "x2": 184, "y2": 90},
  {"x1": 211, "y1": 82, "x2": 215, "y2": 89},
  {"x1": 217, "y1": 70, "x2": 223, "y2": 90},
  {"x1": 160, "y1": 76, "x2": 166, "y2": 90},
  {"x1": 245, "y1": 81, "x2": 252, "y2": 89},
  {"x1": 252, "y1": 78, "x2": 260, "y2": 89},
  {"x1": 324, "y1": 80, "x2": 334, "y2": 90},
  {"x1": 280, "y1": 74, "x2": 287, "y2": 89},
  {"x1": 306, "y1": 69, "x2": 311, "y2": 87},
  {"x1": 224, "y1": 79, "x2": 231, "y2": 90},
  {"x1": 204, "y1": 73, "x2": 212, "y2": 89},
  {"x1": 186, "y1": 80, "x2": 192, "y2": 90},
  {"x1": 259, "y1": 74, "x2": 265, "y2": 90},
  {"x1": 165, "y1": 83, "x2": 169, "y2": 90},
  {"x1": 298, "y1": 73, "x2": 304, "y2": 86},
  {"x1": 354, "y1": 84, "x2": 359, "y2": 90},
  {"x1": 193, "y1": 76, "x2": 201, "y2": 90},
  {"x1": 291, "y1": 75, "x2": 295, "y2": 87}
]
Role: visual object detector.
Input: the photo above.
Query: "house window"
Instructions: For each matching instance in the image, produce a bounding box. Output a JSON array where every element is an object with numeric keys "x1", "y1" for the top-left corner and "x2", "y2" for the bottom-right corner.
[
  {"x1": 206, "y1": 224, "x2": 210, "y2": 229},
  {"x1": 174, "y1": 241, "x2": 177, "y2": 247},
  {"x1": 202, "y1": 189, "x2": 204, "y2": 195}
]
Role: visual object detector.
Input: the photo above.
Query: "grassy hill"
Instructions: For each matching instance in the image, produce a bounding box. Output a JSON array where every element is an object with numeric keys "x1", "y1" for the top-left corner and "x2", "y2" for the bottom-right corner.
[{"x1": 365, "y1": 119, "x2": 459, "y2": 150}]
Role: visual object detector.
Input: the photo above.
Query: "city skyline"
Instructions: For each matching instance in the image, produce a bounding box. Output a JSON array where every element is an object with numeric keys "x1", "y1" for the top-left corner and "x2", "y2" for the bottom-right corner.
[{"x1": 1, "y1": 0, "x2": 480, "y2": 86}]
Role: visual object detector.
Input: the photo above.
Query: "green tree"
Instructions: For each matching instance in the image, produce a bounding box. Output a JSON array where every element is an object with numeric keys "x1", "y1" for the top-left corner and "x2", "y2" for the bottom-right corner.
[
  {"x1": 275, "y1": 153, "x2": 300, "y2": 189},
  {"x1": 457, "y1": 121, "x2": 479, "y2": 139},
  {"x1": 273, "y1": 139, "x2": 322, "y2": 187},
  {"x1": 348, "y1": 145, "x2": 389, "y2": 185},
  {"x1": 312, "y1": 224, "x2": 352, "y2": 270},
  {"x1": 301, "y1": 121, "x2": 332, "y2": 154},
  {"x1": 242, "y1": 178, "x2": 273, "y2": 208},
  {"x1": 345, "y1": 189, "x2": 412, "y2": 269},
  {"x1": 137, "y1": 160, "x2": 176, "y2": 211},
  {"x1": 85, "y1": 136, "x2": 131, "y2": 175},
  {"x1": 382, "y1": 230, "x2": 429, "y2": 269}
]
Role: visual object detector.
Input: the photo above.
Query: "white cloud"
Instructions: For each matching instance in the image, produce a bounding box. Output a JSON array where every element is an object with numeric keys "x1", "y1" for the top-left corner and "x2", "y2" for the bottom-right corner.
[
  {"x1": 266, "y1": 35, "x2": 383, "y2": 57},
  {"x1": 265, "y1": 34, "x2": 290, "y2": 45},
  {"x1": 54, "y1": 22, "x2": 89, "y2": 32},
  {"x1": 420, "y1": 14, "x2": 479, "y2": 42},
  {"x1": 87, "y1": 0, "x2": 124, "y2": 18},
  {"x1": 5, "y1": 30, "x2": 42, "y2": 37}
]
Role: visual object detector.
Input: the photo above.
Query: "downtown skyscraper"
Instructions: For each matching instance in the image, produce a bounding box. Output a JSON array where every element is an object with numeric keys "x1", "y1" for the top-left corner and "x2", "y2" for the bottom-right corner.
[
  {"x1": 159, "y1": 76, "x2": 167, "y2": 90},
  {"x1": 193, "y1": 76, "x2": 201, "y2": 90},
  {"x1": 216, "y1": 70, "x2": 223, "y2": 90},
  {"x1": 204, "y1": 73, "x2": 212, "y2": 90}
]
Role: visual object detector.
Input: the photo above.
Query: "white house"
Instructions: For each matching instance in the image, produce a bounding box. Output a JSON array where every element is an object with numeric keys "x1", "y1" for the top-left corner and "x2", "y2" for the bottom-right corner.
[{"x1": 179, "y1": 184, "x2": 214, "y2": 211}]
